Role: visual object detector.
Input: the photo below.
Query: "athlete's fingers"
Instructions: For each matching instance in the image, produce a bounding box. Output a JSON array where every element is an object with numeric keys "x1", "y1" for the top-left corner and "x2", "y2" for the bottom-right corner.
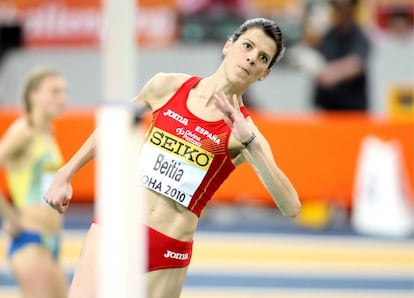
[
  {"x1": 232, "y1": 94, "x2": 240, "y2": 110},
  {"x1": 54, "y1": 203, "x2": 65, "y2": 214},
  {"x1": 44, "y1": 196, "x2": 67, "y2": 214},
  {"x1": 62, "y1": 197, "x2": 71, "y2": 208},
  {"x1": 212, "y1": 93, "x2": 225, "y2": 110},
  {"x1": 57, "y1": 198, "x2": 70, "y2": 213},
  {"x1": 214, "y1": 92, "x2": 236, "y2": 116}
]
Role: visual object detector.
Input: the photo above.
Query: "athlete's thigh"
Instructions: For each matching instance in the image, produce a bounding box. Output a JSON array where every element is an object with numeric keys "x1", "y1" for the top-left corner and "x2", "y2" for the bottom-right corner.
[
  {"x1": 11, "y1": 245, "x2": 66, "y2": 289},
  {"x1": 147, "y1": 267, "x2": 189, "y2": 298},
  {"x1": 69, "y1": 223, "x2": 100, "y2": 298},
  {"x1": 11, "y1": 244, "x2": 52, "y2": 271}
]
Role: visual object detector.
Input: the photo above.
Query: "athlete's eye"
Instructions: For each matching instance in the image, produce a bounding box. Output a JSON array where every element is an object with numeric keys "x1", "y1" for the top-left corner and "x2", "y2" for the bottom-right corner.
[
  {"x1": 260, "y1": 55, "x2": 269, "y2": 63},
  {"x1": 243, "y1": 42, "x2": 252, "y2": 49}
]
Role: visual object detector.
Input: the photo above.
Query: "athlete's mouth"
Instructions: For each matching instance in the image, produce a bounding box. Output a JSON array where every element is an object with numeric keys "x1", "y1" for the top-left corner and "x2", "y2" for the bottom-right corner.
[{"x1": 239, "y1": 66, "x2": 250, "y2": 75}]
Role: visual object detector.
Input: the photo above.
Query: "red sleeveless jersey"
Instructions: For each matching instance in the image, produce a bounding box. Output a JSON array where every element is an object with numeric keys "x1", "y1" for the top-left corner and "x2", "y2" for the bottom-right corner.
[{"x1": 139, "y1": 76, "x2": 249, "y2": 217}]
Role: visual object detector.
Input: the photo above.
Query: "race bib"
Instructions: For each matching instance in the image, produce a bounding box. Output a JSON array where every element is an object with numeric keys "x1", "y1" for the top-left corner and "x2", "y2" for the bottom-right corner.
[{"x1": 139, "y1": 128, "x2": 214, "y2": 207}]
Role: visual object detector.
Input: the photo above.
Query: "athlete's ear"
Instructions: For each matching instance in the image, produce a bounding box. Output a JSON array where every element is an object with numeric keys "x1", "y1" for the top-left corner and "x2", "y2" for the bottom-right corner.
[
  {"x1": 222, "y1": 39, "x2": 232, "y2": 56},
  {"x1": 258, "y1": 68, "x2": 271, "y2": 81}
]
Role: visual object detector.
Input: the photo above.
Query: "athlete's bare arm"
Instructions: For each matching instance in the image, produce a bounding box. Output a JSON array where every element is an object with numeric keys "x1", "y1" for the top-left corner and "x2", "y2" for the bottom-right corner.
[
  {"x1": 45, "y1": 72, "x2": 191, "y2": 213},
  {"x1": 213, "y1": 93, "x2": 301, "y2": 218},
  {"x1": 44, "y1": 129, "x2": 97, "y2": 213},
  {"x1": 242, "y1": 130, "x2": 301, "y2": 217},
  {"x1": 0, "y1": 119, "x2": 32, "y2": 233}
]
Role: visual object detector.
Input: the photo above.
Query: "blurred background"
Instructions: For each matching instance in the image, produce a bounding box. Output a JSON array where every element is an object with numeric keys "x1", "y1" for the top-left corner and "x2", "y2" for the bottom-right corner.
[{"x1": 0, "y1": 0, "x2": 413, "y2": 297}]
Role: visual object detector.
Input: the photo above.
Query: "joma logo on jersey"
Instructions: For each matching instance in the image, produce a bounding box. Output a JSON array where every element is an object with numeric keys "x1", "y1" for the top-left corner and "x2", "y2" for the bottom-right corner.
[
  {"x1": 163, "y1": 109, "x2": 188, "y2": 126},
  {"x1": 149, "y1": 128, "x2": 213, "y2": 169}
]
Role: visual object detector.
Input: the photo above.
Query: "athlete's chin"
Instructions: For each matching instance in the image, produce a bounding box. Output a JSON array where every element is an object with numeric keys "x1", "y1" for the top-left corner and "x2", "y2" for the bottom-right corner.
[{"x1": 228, "y1": 74, "x2": 253, "y2": 88}]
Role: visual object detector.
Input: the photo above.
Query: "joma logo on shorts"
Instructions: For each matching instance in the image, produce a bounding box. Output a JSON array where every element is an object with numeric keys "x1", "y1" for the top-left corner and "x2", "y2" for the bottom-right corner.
[{"x1": 164, "y1": 250, "x2": 189, "y2": 260}]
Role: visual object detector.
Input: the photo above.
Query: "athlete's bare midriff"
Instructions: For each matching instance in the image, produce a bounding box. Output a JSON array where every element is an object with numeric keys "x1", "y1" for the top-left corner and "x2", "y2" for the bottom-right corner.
[
  {"x1": 145, "y1": 189, "x2": 198, "y2": 242},
  {"x1": 19, "y1": 205, "x2": 63, "y2": 234}
]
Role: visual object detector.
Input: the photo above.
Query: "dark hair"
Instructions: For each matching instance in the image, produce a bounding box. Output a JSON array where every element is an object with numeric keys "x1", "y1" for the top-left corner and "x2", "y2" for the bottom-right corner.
[{"x1": 230, "y1": 18, "x2": 285, "y2": 68}]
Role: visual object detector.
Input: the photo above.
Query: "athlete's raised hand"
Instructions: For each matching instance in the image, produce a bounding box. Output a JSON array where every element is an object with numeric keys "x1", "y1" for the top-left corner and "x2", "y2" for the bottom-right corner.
[{"x1": 213, "y1": 92, "x2": 253, "y2": 146}]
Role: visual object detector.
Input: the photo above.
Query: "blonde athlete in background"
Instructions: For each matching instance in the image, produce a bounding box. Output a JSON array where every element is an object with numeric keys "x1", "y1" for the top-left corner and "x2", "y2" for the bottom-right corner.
[
  {"x1": 0, "y1": 67, "x2": 68, "y2": 298},
  {"x1": 45, "y1": 18, "x2": 301, "y2": 298}
]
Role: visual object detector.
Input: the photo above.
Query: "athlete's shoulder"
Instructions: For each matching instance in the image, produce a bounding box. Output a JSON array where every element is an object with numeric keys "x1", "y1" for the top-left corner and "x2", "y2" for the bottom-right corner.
[
  {"x1": 4, "y1": 117, "x2": 33, "y2": 141},
  {"x1": 137, "y1": 72, "x2": 193, "y2": 110},
  {"x1": 0, "y1": 117, "x2": 33, "y2": 163},
  {"x1": 150, "y1": 72, "x2": 192, "y2": 93}
]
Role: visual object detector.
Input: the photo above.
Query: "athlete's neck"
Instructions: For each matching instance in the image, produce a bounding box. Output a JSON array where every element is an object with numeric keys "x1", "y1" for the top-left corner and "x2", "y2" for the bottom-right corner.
[
  {"x1": 29, "y1": 109, "x2": 52, "y2": 132},
  {"x1": 197, "y1": 75, "x2": 245, "y2": 104}
]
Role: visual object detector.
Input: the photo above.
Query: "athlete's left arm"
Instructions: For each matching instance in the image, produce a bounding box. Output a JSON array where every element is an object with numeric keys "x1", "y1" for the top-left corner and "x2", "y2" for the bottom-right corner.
[
  {"x1": 241, "y1": 127, "x2": 301, "y2": 218},
  {"x1": 213, "y1": 92, "x2": 301, "y2": 218}
]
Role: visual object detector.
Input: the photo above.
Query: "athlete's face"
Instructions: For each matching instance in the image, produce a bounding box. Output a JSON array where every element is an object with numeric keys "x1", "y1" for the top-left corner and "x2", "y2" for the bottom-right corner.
[
  {"x1": 222, "y1": 28, "x2": 276, "y2": 87},
  {"x1": 31, "y1": 75, "x2": 67, "y2": 119}
]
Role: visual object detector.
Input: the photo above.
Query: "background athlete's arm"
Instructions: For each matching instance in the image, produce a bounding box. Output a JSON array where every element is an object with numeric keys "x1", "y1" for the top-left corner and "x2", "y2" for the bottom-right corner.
[{"x1": 0, "y1": 120, "x2": 30, "y2": 235}]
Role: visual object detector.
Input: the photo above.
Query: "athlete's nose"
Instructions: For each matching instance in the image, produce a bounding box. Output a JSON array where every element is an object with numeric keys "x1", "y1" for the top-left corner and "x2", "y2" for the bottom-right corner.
[{"x1": 246, "y1": 56, "x2": 255, "y2": 65}]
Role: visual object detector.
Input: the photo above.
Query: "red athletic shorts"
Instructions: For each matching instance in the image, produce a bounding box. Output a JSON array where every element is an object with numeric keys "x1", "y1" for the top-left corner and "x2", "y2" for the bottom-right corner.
[{"x1": 91, "y1": 217, "x2": 193, "y2": 272}]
